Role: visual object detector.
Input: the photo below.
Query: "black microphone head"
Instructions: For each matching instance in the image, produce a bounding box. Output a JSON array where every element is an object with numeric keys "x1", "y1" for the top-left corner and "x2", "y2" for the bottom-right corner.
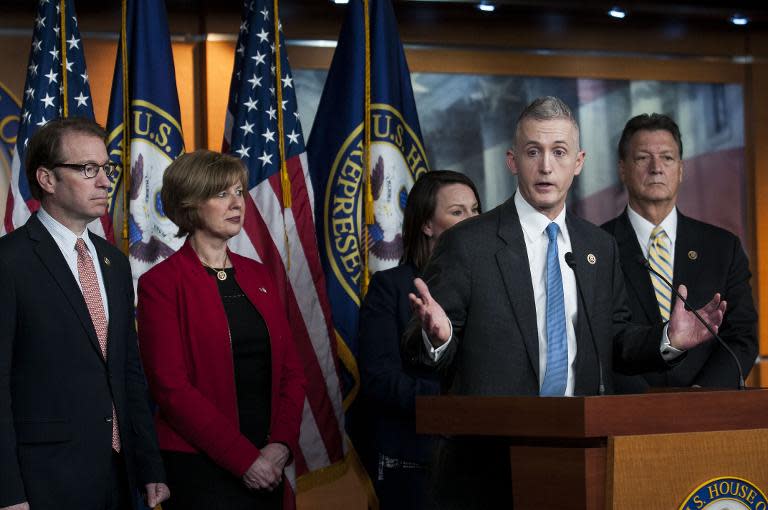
[
  {"x1": 635, "y1": 254, "x2": 650, "y2": 268},
  {"x1": 564, "y1": 251, "x2": 576, "y2": 269}
]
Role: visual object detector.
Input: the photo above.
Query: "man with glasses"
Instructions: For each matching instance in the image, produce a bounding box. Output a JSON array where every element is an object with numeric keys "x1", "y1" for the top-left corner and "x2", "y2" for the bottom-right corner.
[
  {"x1": 601, "y1": 113, "x2": 757, "y2": 392},
  {"x1": 0, "y1": 118, "x2": 169, "y2": 510}
]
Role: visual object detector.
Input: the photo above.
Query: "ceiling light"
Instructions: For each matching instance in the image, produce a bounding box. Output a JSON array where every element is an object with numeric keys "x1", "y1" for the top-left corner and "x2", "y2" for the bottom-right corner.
[
  {"x1": 730, "y1": 14, "x2": 749, "y2": 26},
  {"x1": 331, "y1": 0, "x2": 349, "y2": 4},
  {"x1": 477, "y1": 2, "x2": 496, "y2": 12},
  {"x1": 607, "y1": 6, "x2": 627, "y2": 19}
]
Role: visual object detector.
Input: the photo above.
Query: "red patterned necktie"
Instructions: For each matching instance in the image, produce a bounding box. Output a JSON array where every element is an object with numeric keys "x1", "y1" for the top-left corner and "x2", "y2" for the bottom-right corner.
[{"x1": 75, "y1": 238, "x2": 121, "y2": 453}]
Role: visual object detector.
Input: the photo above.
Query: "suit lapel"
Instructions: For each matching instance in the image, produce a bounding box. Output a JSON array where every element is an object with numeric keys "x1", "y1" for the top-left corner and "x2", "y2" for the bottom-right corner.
[
  {"x1": 565, "y1": 215, "x2": 600, "y2": 394},
  {"x1": 566, "y1": 215, "x2": 598, "y2": 328},
  {"x1": 28, "y1": 215, "x2": 104, "y2": 362},
  {"x1": 614, "y1": 210, "x2": 661, "y2": 323},
  {"x1": 92, "y1": 232, "x2": 121, "y2": 364},
  {"x1": 672, "y1": 212, "x2": 702, "y2": 294},
  {"x1": 495, "y1": 199, "x2": 540, "y2": 381}
]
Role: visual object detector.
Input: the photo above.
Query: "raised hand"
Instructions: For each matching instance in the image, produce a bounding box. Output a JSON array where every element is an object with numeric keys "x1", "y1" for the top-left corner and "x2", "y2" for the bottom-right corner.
[
  {"x1": 408, "y1": 277, "x2": 451, "y2": 347},
  {"x1": 668, "y1": 284, "x2": 727, "y2": 350}
]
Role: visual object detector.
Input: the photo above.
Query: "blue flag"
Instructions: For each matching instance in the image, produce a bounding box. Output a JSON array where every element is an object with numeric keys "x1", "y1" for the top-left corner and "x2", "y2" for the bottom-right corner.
[
  {"x1": 106, "y1": 0, "x2": 185, "y2": 287},
  {"x1": 307, "y1": 0, "x2": 429, "y2": 406},
  {"x1": 0, "y1": 82, "x2": 20, "y2": 228}
]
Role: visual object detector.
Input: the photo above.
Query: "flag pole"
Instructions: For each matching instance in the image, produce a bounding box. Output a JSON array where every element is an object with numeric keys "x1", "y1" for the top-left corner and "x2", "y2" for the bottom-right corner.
[
  {"x1": 361, "y1": 0, "x2": 372, "y2": 296},
  {"x1": 59, "y1": 0, "x2": 68, "y2": 117},
  {"x1": 274, "y1": 0, "x2": 292, "y2": 271},
  {"x1": 120, "y1": 0, "x2": 131, "y2": 255}
]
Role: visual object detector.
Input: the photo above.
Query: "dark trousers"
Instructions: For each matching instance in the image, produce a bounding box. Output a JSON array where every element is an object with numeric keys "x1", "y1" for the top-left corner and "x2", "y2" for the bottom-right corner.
[
  {"x1": 106, "y1": 452, "x2": 131, "y2": 510},
  {"x1": 375, "y1": 454, "x2": 435, "y2": 510},
  {"x1": 161, "y1": 451, "x2": 282, "y2": 510}
]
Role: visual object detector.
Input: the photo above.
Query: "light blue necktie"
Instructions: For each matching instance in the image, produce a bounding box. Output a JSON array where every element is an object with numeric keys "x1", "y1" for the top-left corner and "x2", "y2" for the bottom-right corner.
[{"x1": 540, "y1": 222, "x2": 567, "y2": 396}]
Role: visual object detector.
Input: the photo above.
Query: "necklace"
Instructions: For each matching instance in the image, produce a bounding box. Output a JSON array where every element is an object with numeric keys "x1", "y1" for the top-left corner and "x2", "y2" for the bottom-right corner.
[{"x1": 199, "y1": 252, "x2": 230, "y2": 281}]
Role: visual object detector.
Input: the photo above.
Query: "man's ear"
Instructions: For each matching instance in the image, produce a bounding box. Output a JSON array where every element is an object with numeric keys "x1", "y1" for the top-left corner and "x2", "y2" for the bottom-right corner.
[
  {"x1": 36, "y1": 166, "x2": 56, "y2": 195},
  {"x1": 506, "y1": 150, "x2": 517, "y2": 175},
  {"x1": 618, "y1": 158, "x2": 627, "y2": 185}
]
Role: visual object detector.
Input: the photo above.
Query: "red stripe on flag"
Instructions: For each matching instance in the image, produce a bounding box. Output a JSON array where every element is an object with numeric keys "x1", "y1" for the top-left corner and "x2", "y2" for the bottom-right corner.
[
  {"x1": 3, "y1": 189, "x2": 13, "y2": 233},
  {"x1": 284, "y1": 156, "x2": 340, "y2": 372}
]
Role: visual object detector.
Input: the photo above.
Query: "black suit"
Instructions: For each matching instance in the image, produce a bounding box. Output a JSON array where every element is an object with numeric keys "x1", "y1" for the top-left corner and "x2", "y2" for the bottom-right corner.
[
  {"x1": 403, "y1": 197, "x2": 669, "y2": 510},
  {"x1": 357, "y1": 263, "x2": 440, "y2": 509},
  {"x1": 601, "y1": 209, "x2": 757, "y2": 392},
  {"x1": 0, "y1": 214, "x2": 165, "y2": 509}
]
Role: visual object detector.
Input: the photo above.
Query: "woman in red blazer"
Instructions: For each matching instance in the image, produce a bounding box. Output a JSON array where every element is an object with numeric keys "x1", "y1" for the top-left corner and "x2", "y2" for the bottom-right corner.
[{"x1": 137, "y1": 150, "x2": 306, "y2": 510}]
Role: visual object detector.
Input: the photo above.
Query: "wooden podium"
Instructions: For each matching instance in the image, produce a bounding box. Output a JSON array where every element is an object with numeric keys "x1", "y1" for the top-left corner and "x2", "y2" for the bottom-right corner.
[{"x1": 416, "y1": 390, "x2": 768, "y2": 509}]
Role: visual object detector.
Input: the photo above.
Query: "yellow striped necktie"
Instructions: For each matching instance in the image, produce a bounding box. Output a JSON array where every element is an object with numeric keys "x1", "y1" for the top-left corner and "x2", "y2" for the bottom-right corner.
[{"x1": 648, "y1": 226, "x2": 673, "y2": 321}]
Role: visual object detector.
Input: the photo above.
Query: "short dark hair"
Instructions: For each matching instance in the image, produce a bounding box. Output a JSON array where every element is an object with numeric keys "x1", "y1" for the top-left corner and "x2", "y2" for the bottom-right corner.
[
  {"x1": 401, "y1": 170, "x2": 482, "y2": 271},
  {"x1": 25, "y1": 117, "x2": 107, "y2": 201},
  {"x1": 161, "y1": 150, "x2": 248, "y2": 237},
  {"x1": 618, "y1": 113, "x2": 683, "y2": 161}
]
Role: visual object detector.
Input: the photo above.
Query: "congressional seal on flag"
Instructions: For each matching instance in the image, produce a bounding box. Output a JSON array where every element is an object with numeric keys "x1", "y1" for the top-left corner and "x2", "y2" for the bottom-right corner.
[{"x1": 324, "y1": 103, "x2": 427, "y2": 304}]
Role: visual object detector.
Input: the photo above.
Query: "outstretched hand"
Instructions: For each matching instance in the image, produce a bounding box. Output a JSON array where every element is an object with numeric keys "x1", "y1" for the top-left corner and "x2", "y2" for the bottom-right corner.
[
  {"x1": 668, "y1": 284, "x2": 726, "y2": 351},
  {"x1": 408, "y1": 277, "x2": 451, "y2": 347}
]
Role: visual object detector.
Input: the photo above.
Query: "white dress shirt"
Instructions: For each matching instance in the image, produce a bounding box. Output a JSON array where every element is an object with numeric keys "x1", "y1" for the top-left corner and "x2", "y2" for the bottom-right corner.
[
  {"x1": 515, "y1": 193, "x2": 578, "y2": 395},
  {"x1": 37, "y1": 207, "x2": 110, "y2": 321}
]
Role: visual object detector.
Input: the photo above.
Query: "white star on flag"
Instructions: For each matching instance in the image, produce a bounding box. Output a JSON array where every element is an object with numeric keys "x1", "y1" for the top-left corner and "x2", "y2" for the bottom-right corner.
[
  {"x1": 257, "y1": 150, "x2": 272, "y2": 166},
  {"x1": 261, "y1": 128, "x2": 275, "y2": 142},
  {"x1": 235, "y1": 144, "x2": 251, "y2": 158},
  {"x1": 74, "y1": 91, "x2": 89, "y2": 107},
  {"x1": 252, "y1": 51, "x2": 266, "y2": 65},
  {"x1": 40, "y1": 92, "x2": 55, "y2": 108},
  {"x1": 240, "y1": 120, "x2": 255, "y2": 135},
  {"x1": 244, "y1": 97, "x2": 258, "y2": 111}
]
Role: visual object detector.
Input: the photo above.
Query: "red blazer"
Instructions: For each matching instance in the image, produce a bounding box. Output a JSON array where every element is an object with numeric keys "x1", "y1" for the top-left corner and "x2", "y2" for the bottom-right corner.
[{"x1": 137, "y1": 240, "x2": 306, "y2": 477}]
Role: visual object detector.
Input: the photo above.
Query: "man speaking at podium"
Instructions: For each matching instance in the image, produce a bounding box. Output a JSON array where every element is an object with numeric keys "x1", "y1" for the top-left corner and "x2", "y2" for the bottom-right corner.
[
  {"x1": 404, "y1": 97, "x2": 727, "y2": 510},
  {"x1": 601, "y1": 113, "x2": 757, "y2": 393}
]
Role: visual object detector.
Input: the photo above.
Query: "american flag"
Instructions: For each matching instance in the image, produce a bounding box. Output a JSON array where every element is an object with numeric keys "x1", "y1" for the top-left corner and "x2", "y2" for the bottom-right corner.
[
  {"x1": 223, "y1": 0, "x2": 346, "y2": 492},
  {"x1": 2, "y1": 0, "x2": 113, "y2": 241}
]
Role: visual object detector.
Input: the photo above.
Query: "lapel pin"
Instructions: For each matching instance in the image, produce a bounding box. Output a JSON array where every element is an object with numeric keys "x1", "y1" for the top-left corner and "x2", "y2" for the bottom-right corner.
[
  {"x1": 587, "y1": 253, "x2": 596, "y2": 265},
  {"x1": 259, "y1": 287, "x2": 267, "y2": 293},
  {"x1": 103, "y1": 257, "x2": 111, "y2": 266},
  {"x1": 688, "y1": 250, "x2": 698, "y2": 260}
]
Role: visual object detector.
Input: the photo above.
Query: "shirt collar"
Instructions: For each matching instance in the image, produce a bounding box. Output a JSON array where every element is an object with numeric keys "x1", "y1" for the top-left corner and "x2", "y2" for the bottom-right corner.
[
  {"x1": 37, "y1": 206, "x2": 99, "y2": 256},
  {"x1": 626, "y1": 205, "x2": 678, "y2": 246},
  {"x1": 514, "y1": 191, "x2": 569, "y2": 244}
]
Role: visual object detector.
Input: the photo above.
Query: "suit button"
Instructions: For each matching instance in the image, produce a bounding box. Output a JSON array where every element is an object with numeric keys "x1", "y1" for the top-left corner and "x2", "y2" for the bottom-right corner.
[{"x1": 105, "y1": 416, "x2": 113, "y2": 423}]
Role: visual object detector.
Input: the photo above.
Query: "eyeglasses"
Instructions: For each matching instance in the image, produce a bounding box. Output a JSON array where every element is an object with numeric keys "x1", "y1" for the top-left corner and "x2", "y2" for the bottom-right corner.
[{"x1": 52, "y1": 162, "x2": 120, "y2": 181}]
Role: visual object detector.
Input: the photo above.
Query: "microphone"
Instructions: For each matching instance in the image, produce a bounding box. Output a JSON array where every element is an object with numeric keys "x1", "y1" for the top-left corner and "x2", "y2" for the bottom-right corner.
[
  {"x1": 635, "y1": 255, "x2": 744, "y2": 390},
  {"x1": 564, "y1": 252, "x2": 605, "y2": 395}
]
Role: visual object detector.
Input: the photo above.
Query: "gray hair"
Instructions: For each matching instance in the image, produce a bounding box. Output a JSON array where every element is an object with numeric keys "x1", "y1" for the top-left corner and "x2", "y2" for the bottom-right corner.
[{"x1": 514, "y1": 96, "x2": 581, "y2": 149}]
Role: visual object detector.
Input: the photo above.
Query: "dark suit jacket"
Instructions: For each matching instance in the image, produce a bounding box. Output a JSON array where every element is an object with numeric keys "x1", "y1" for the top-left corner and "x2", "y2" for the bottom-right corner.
[
  {"x1": 357, "y1": 263, "x2": 440, "y2": 466},
  {"x1": 403, "y1": 197, "x2": 668, "y2": 510},
  {"x1": 601, "y1": 209, "x2": 757, "y2": 392},
  {"x1": 0, "y1": 214, "x2": 165, "y2": 509}
]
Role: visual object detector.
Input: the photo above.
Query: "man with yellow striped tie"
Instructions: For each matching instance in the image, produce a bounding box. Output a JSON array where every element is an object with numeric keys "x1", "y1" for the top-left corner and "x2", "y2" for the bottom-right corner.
[{"x1": 602, "y1": 113, "x2": 757, "y2": 393}]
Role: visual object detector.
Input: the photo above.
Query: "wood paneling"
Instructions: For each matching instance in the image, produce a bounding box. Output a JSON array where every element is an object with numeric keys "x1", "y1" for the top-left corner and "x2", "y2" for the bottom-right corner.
[{"x1": 608, "y1": 429, "x2": 768, "y2": 510}]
